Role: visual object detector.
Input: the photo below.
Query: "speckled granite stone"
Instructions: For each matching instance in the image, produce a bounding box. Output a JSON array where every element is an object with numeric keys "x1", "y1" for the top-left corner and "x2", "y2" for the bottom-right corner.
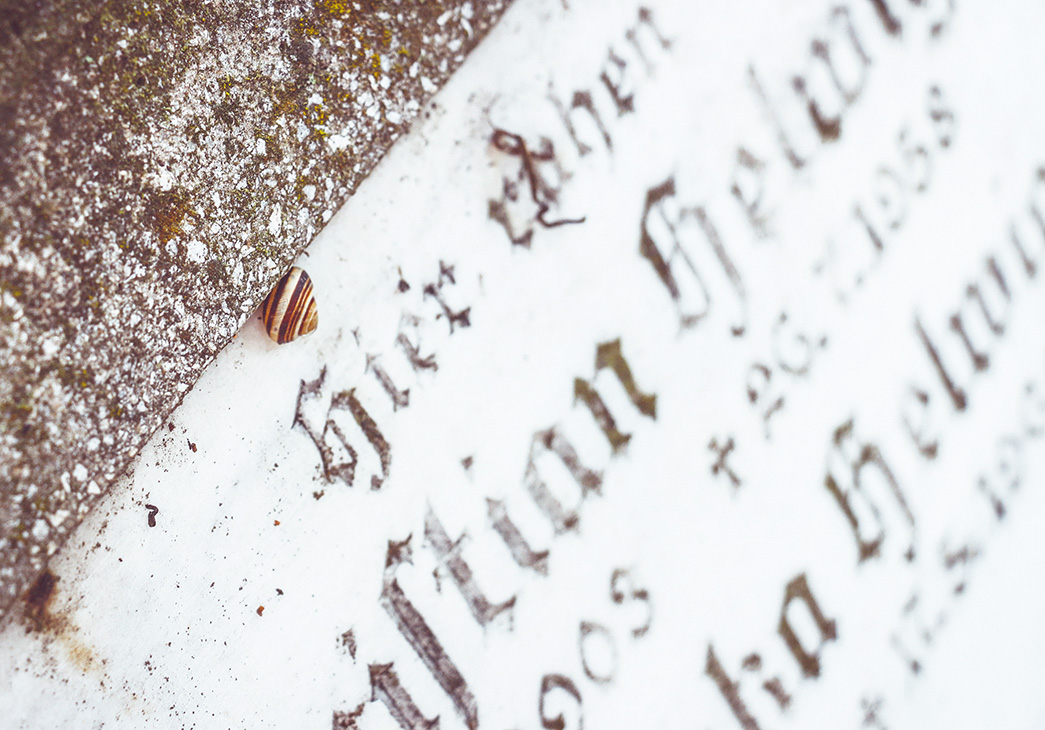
[{"x1": 0, "y1": 0, "x2": 512, "y2": 625}]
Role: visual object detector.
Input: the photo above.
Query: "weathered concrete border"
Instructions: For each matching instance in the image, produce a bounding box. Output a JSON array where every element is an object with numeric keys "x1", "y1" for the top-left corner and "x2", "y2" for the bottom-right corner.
[{"x1": 0, "y1": 0, "x2": 513, "y2": 624}]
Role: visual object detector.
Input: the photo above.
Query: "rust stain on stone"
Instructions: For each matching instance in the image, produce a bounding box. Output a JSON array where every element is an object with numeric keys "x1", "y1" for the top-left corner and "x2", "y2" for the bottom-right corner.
[
  {"x1": 23, "y1": 569, "x2": 58, "y2": 629},
  {"x1": 21, "y1": 568, "x2": 102, "y2": 675}
]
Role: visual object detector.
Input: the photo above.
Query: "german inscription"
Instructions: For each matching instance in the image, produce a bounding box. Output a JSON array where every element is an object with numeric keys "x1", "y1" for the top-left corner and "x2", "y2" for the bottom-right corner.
[{"x1": 3, "y1": 0, "x2": 1045, "y2": 727}]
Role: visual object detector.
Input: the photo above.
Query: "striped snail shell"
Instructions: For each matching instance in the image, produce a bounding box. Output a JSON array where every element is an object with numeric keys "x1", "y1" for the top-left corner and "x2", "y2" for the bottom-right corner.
[{"x1": 261, "y1": 266, "x2": 319, "y2": 344}]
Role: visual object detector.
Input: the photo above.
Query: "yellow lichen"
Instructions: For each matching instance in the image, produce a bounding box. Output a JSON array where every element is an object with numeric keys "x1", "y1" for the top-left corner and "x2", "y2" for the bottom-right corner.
[
  {"x1": 317, "y1": 0, "x2": 351, "y2": 16},
  {"x1": 146, "y1": 189, "x2": 191, "y2": 245}
]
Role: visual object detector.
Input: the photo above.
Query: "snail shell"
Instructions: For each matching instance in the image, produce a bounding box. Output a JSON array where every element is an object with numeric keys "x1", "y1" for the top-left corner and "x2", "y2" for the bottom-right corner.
[{"x1": 261, "y1": 266, "x2": 319, "y2": 344}]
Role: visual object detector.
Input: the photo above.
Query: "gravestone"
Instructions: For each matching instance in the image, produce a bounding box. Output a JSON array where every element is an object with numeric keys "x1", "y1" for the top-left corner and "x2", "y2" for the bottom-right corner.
[{"x1": 3, "y1": 0, "x2": 1045, "y2": 728}]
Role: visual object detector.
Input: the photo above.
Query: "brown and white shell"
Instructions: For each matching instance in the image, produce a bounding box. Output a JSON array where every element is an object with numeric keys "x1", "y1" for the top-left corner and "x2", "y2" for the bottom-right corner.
[{"x1": 261, "y1": 266, "x2": 319, "y2": 344}]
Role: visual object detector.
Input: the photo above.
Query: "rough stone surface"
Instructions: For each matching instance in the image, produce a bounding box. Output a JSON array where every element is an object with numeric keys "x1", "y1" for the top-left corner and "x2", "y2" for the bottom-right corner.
[{"x1": 0, "y1": 0, "x2": 512, "y2": 625}]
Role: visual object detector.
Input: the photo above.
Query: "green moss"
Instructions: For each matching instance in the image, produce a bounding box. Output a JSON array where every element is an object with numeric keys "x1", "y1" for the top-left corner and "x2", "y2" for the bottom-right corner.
[
  {"x1": 10, "y1": 522, "x2": 28, "y2": 543},
  {"x1": 53, "y1": 364, "x2": 77, "y2": 389},
  {"x1": 214, "y1": 98, "x2": 242, "y2": 128},
  {"x1": 205, "y1": 253, "x2": 228, "y2": 289},
  {"x1": 269, "y1": 79, "x2": 307, "y2": 120},
  {"x1": 329, "y1": 149, "x2": 355, "y2": 179},
  {"x1": 225, "y1": 187, "x2": 264, "y2": 224},
  {"x1": 0, "y1": 280, "x2": 24, "y2": 299},
  {"x1": 291, "y1": 175, "x2": 312, "y2": 206},
  {"x1": 250, "y1": 232, "x2": 280, "y2": 258},
  {"x1": 85, "y1": 5, "x2": 206, "y2": 135},
  {"x1": 145, "y1": 189, "x2": 191, "y2": 245},
  {"x1": 0, "y1": 397, "x2": 36, "y2": 442}
]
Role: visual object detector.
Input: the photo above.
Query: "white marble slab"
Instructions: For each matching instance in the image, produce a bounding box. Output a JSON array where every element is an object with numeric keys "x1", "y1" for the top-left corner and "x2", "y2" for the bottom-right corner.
[{"x1": 4, "y1": 0, "x2": 1045, "y2": 727}]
